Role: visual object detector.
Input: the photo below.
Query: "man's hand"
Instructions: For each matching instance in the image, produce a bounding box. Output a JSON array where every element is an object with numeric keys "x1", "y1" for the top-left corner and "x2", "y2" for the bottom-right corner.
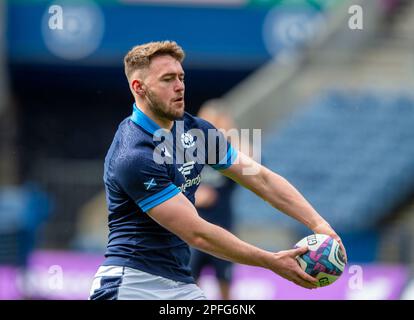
[
  {"x1": 221, "y1": 153, "x2": 348, "y2": 264},
  {"x1": 267, "y1": 246, "x2": 319, "y2": 289},
  {"x1": 312, "y1": 221, "x2": 348, "y2": 263}
]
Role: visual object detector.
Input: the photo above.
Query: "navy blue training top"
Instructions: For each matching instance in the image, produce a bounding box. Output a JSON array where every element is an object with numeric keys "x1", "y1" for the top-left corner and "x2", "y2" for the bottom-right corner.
[{"x1": 102, "y1": 104, "x2": 237, "y2": 283}]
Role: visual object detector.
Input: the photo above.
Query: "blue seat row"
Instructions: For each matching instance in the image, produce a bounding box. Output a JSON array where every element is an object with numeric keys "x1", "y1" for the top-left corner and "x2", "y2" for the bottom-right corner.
[{"x1": 233, "y1": 89, "x2": 414, "y2": 233}]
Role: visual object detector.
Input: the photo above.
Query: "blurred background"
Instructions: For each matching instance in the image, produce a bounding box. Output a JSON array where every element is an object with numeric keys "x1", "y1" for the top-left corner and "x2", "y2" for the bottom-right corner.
[{"x1": 1, "y1": 0, "x2": 414, "y2": 299}]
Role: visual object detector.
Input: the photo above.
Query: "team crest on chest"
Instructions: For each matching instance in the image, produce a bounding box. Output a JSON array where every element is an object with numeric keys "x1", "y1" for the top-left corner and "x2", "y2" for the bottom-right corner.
[{"x1": 180, "y1": 132, "x2": 195, "y2": 148}]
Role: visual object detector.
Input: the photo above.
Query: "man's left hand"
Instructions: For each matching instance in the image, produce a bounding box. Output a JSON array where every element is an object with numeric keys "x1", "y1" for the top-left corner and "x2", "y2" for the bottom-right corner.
[{"x1": 312, "y1": 221, "x2": 348, "y2": 263}]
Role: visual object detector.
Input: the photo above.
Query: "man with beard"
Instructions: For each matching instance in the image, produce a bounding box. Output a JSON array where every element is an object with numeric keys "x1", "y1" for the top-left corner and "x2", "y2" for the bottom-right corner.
[{"x1": 89, "y1": 41, "x2": 346, "y2": 300}]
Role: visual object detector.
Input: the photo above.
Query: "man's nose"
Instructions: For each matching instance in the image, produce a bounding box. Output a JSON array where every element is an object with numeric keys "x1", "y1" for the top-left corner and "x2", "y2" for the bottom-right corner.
[{"x1": 174, "y1": 79, "x2": 184, "y2": 91}]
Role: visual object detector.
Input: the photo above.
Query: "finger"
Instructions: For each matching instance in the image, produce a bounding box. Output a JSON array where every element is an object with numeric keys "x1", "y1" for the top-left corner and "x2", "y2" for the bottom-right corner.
[
  {"x1": 291, "y1": 259, "x2": 319, "y2": 284},
  {"x1": 332, "y1": 236, "x2": 348, "y2": 264},
  {"x1": 292, "y1": 246, "x2": 309, "y2": 256},
  {"x1": 339, "y1": 242, "x2": 348, "y2": 263},
  {"x1": 292, "y1": 276, "x2": 318, "y2": 289},
  {"x1": 298, "y1": 269, "x2": 319, "y2": 284},
  {"x1": 334, "y1": 238, "x2": 347, "y2": 263}
]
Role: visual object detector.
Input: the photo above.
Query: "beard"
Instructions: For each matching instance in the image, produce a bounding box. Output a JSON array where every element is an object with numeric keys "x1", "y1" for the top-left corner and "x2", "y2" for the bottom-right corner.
[{"x1": 145, "y1": 88, "x2": 184, "y2": 121}]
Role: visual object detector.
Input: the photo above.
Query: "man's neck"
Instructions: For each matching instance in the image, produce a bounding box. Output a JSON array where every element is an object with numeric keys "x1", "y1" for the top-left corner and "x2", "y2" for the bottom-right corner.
[{"x1": 136, "y1": 102, "x2": 174, "y2": 131}]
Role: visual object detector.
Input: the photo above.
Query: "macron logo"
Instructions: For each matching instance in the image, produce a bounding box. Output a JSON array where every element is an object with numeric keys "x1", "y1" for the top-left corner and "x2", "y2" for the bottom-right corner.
[
  {"x1": 178, "y1": 161, "x2": 195, "y2": 177},
  {"x1": 144, "y1": 178, "x2": 157, "y2": 190}
]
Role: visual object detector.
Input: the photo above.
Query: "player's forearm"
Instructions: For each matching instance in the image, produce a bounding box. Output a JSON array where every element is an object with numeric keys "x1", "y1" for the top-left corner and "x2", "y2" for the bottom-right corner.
[
  {"x1": 258, "y1": 167, "x2": 326, "y2": 230},
  {"x1": 223, "y1": 153, "x2": 327, "y2": 230},
  {"x1": 190, "y1": 220, "x2": 271, "y2": 269}
]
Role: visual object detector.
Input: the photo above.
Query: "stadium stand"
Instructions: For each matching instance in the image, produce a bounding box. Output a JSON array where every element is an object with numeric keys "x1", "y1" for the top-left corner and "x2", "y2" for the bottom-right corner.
[
  {"x1": 0, "y1": 183, "x2": 51, "y2": 266},
  {"x1": 233, "y1": 89, "x2": 414, "y2": 261}
]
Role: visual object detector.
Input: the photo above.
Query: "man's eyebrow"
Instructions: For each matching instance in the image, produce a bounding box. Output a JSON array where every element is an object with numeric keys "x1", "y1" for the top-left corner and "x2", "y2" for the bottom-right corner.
[{"x1": 160, "y1": 72, "x2": 185, "y2": 78}]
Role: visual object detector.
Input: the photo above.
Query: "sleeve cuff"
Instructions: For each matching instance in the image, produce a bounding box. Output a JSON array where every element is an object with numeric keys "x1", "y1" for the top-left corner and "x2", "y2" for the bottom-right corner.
[
  {"x1": 210, "y1": 145, "x2": 238, "y2": 170},
  {"x1": 137, "y1": 184, "x2": 181, "y2": 212}
]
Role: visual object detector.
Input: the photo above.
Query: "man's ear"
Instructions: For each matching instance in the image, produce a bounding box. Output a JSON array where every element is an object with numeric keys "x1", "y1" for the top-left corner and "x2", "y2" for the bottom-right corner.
[{"x1": 131, "y1": 79, "x2": 145, "y2": 96}]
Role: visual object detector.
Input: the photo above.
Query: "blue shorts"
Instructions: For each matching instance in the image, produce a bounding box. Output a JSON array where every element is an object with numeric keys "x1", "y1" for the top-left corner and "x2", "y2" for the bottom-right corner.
[{"x1": 89, "y1": 266, "x2": 207, "y2": 300}]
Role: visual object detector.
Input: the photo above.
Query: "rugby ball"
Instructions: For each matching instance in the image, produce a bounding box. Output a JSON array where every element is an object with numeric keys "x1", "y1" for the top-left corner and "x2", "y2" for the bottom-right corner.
[{"x1": 295, "y1": 234, "x2": 346, "y2": 287}]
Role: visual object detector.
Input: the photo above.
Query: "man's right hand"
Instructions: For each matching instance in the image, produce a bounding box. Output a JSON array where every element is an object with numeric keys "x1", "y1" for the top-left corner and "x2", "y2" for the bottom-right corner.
[{"x1": 267, "y1": 246, "x2": 319, "y2": 289}]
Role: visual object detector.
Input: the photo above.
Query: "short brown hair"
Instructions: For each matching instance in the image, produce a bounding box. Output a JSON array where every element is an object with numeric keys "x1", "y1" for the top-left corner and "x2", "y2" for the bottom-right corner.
[{"x1": 124, "y1": 40, "x2": 185, "y2": 79}]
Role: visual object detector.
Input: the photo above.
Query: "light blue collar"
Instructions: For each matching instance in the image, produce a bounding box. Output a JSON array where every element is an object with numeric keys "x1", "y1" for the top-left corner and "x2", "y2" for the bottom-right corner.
[{"x1": 130, "y1": 103, "x2": 162, "y2": 136}]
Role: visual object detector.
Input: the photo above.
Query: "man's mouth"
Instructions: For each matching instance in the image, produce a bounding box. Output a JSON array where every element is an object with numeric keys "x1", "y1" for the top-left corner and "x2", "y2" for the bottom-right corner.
[{"x1": 173, "y1": 97, "x2": 184, "y2": 102}]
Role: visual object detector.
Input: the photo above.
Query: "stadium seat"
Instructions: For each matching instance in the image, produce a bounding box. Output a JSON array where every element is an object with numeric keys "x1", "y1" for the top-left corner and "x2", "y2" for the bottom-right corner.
[{"x1": 233, "y1": 90, "x2": 414, "y2": 235}]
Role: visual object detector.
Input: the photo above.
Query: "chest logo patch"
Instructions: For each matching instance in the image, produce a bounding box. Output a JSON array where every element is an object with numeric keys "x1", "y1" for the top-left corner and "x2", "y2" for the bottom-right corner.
[{"x1": 181, "y1": 132, "x2": 195, "y2": 149}]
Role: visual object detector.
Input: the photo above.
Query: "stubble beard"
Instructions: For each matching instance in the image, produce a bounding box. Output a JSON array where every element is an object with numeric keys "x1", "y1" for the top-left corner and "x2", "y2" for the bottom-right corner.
[{"x1": 146, "y1": 89, "x2": 184, "y2": 121}]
